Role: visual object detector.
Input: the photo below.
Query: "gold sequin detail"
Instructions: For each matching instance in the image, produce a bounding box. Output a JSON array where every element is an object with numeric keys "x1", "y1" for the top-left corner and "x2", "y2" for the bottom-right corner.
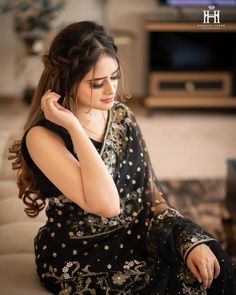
[
  {"x1": 120, "y1": 244, "x2": 124, "y2": 248},
  {"x1": 107, "y1": 264, "x2": 112, "y2": 269},
  {"x1": 127, "y1": 230, "x2": 132, "y2": 235},
  {"x1": 53, "y1": 252, "x2": 57, "y2": 257},
  {"x1": 51, "y1": 232, "x2": 55, "y2": 237},
  {"x1": 104, "y1": 245, "x2": 109, "y2": 251},
  {"x1": 137, "y1": 235, "x2": 141, "y2": 240},
  {"x1": 73, "y1": 250, "x2": 77, "y2": 255},
  {"x1": 57, "y1": 223, "x2": 62, "y2": 228},
  {"x1": 61, "y1": 243, "x2": 66, "y2": 248},
  {"x1": 57, "y1": 210, "x2": 62, "y2": 215},
  {"x1": 49, "y1": 218, "x2": 54, "y2": 222},
  {"x1": 83, "y1": 241, "x2": 88, "y2": 245},
  {"x1": 42, "y1": 245, "x2": 47, "y2": 250}
]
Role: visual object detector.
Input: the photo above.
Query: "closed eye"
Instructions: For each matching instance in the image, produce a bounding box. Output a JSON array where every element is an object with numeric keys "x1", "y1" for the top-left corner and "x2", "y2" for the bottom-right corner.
[{"x1": 91, "y1": 74, "x2": 121, "y2": 89}]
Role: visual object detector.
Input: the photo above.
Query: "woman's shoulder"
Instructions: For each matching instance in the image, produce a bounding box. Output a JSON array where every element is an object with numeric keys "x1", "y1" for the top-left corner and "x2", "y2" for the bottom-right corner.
[
  {"x1": 21, "y1": 119, "x2": 74, "y2": 163},
  {"x1": 23, "y1": 119, "x2": 69, "y2": 142}
]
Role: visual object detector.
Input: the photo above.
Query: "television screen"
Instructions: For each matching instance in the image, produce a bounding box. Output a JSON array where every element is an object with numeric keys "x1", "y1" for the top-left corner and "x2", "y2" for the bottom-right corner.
[
  {"x1": 160, "y1": 0, "x2": 236, "y2": 6},
  {"x1": 149, "y1": 32, "x2": 236, "y2": 71}
]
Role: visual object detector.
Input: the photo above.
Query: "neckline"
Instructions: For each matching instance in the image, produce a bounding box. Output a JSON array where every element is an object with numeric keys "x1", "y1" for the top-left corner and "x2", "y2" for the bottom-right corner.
[
  {"x1": 88, "y1": 108, "x2": 112, "y2": 148},
  {"x1": 89, "y1": 137, "x2": 103, "y2": 144},
  {"x1": 99, "y1": 107, "x2": 112, "y2": 156}
]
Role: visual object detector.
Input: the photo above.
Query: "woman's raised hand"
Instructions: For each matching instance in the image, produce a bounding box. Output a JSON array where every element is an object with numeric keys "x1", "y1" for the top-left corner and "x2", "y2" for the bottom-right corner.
[
  {"x1": 187, "y1": 243, "x2": 220, "y2": 289},
  {"x1": 41, "y1": 90, "x2": 79, "y2": 131}
]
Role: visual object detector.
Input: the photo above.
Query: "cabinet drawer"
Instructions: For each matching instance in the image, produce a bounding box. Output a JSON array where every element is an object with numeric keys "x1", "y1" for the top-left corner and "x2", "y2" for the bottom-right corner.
[{"x1": 149, "y1": 71, "x2": 232, "y2": 97}]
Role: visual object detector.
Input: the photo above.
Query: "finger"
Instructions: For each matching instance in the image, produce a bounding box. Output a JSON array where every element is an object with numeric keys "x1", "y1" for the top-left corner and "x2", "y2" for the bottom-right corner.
[
  {"x1": 198, "y1": 263, "x2": 209, "y2": 289},
  {"x1": 207, "y1": 264, "x2": 214, "y2": 289},
  {"x1": 188, "y1": 260, "x2": 202, "y2": 284},
  {"x1": 42, "y1": 94, "x2": 61, "y2": 109},
  {"x1": 213, "y1": 259, "x2": 221, "y2": 279},
  {"x1": 41, "y1": 89, "x2": 52, "y2": 101},
  {"x1": 53, "y1": 100, "x2": 65, "y2": 110},
  {"x1": 42, "y1": 91, "x2": 60, "y2": 102},
  {"x1": 44, "y1": 93, "x2": 60, "y2": 103}
]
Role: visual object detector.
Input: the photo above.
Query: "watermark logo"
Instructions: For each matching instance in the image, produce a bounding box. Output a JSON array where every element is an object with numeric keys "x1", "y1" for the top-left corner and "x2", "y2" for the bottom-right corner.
[
  {"x1": 198, "y1": 5, "x2": 225, "y2": 30},
  {"x1": 203, "y1": 5, "x2": 220, "y2": 24}
]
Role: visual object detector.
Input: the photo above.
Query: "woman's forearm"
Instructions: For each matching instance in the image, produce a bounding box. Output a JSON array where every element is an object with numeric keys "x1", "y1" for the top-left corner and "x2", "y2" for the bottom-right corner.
[{"x1": 68, "y1": 122, "x2": 120, "y2": 216}]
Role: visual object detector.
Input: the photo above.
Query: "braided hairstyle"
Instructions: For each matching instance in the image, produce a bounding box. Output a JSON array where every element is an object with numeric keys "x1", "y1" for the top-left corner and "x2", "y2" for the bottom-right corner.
[{"x1": 9, "y1": 21, "x2": 123, "y2": 217}]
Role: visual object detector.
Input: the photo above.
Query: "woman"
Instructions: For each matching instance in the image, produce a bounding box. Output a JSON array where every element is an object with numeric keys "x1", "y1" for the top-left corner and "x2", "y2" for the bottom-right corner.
[{"x1": 9, "y1": 21, "x2": 235, "y2": 294}]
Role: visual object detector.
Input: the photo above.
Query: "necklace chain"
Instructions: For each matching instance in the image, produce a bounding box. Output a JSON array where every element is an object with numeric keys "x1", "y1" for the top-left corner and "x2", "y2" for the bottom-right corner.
[{"x1": 81, "y1": 111, "x2": 106, "y2": 135}]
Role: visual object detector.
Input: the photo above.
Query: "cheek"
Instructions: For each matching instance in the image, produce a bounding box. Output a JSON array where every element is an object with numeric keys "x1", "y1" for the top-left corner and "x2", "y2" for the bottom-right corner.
[
  {"x1": 76, "y1": 86, "x2": 92, "y2": 102},
  {"x1": 114, "y1": 80, "x2": 119, "y2": 88}
]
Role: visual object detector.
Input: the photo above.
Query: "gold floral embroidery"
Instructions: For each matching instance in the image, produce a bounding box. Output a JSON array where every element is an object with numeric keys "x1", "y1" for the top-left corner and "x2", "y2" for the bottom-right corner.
[{"x1": 41, "y1": 260, "x2": 148, "y2": 295}]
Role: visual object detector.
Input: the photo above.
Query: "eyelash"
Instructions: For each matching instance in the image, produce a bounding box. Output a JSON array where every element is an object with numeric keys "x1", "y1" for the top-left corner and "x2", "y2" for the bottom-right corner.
[{"x1": 91, "y1": 74, "x2": 120, "y2": 89}]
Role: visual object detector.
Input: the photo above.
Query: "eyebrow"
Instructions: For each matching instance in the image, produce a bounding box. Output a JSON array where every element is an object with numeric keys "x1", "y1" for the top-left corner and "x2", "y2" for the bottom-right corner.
[{"x1": 87, "y1": 68, "x2": 119, "y2": 82}]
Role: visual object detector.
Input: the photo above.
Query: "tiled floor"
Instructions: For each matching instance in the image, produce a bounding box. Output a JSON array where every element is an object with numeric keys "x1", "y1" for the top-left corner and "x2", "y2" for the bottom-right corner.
[{"x1": 1, "y1": 97, "x2": 236, "y2": 180}]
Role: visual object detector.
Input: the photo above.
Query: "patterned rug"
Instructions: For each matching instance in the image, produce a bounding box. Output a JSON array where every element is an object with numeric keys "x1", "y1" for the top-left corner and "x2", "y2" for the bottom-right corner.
[{"x1": 161, "y1": 179, "x2": 226, "y2": 246}]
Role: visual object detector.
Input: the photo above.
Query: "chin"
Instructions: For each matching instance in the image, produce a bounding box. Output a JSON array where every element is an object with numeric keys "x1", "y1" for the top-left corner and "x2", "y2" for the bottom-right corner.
[{"x1": 100, "y1": 102, "x2": 115, "y2": 110}]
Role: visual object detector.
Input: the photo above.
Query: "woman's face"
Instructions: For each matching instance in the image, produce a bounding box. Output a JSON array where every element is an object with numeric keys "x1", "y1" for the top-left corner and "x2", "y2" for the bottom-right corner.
[{"x1": 75, "y1": 54, "x2": 120, "y2": 111}]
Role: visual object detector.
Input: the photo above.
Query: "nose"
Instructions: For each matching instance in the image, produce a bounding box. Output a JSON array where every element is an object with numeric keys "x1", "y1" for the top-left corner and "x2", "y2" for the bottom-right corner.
[{"x1": 104, "y1": 78, "x2": 116, "y2": 96}]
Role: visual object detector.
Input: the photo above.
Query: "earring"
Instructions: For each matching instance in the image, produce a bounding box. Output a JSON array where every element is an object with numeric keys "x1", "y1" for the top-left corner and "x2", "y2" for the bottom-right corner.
[{"x1": 120, "y1": 91, "x2": 132, "y2": 102}]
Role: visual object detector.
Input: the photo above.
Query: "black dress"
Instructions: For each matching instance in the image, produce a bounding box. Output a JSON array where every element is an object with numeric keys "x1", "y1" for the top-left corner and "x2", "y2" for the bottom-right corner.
[{"x1": 21, "y1": 103, "x2": 236, "y2": 295}]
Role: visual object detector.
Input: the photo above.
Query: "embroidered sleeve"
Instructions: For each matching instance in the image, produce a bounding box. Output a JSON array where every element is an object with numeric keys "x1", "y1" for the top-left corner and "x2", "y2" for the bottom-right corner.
[
  {"x1": 147, "y1": 208, "x2": 217, "y2": 263},
  {"x1": 172, "y1": 216, "x2": 217, "y2": 262}
]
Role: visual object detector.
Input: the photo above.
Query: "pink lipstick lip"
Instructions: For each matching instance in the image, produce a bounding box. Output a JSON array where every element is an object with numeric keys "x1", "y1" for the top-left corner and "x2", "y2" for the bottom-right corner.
[{"x1": 101, "y1": 97, "x2": 114, "y2": 103}]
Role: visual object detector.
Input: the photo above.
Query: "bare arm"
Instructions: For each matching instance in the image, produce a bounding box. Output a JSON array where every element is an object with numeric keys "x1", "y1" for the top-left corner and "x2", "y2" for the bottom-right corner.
[
  {"x1": 26, "y1": 125, "x2": 120, "y2": 217},
  {"x1": 26, "y1": 90, "x2": 120, "y2": 218},
  {"x1": 68, "y1": 122, "x2": 120, "y2": 216}
]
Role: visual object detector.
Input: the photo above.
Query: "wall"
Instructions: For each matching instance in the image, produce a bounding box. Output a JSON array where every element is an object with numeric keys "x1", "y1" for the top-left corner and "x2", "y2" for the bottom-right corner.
[
  {"x1": 0, "y1": 0, "x2": 235, "y2": 99},
  {"x1": 0, "y1": 0, "x2": 104, "y2": 98}
]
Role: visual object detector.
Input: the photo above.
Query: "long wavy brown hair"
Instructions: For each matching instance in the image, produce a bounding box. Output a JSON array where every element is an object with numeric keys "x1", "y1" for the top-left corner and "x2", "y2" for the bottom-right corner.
[{"x1": 9, "y1": 21, "x2": 129, "y2": 217}]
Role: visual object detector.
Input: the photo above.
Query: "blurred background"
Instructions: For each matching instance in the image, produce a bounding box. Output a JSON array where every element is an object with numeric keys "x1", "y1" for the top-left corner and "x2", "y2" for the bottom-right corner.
[{"x1": 0, "y1": 0, "x2": 236, "y2": 293}]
